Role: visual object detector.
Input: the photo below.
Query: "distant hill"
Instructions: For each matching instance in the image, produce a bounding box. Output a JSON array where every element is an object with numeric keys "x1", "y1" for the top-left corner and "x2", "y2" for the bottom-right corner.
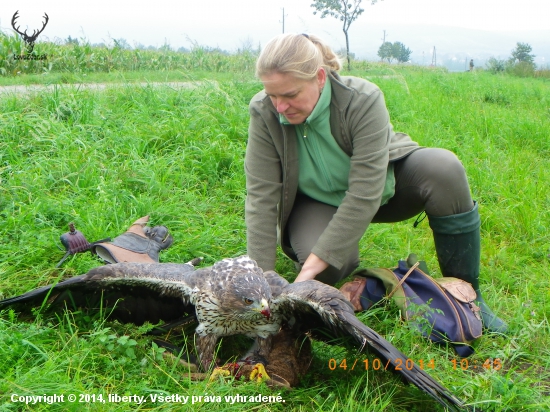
[{"x1": 349, "y1": 24, "x2": 549, "y2": 71}]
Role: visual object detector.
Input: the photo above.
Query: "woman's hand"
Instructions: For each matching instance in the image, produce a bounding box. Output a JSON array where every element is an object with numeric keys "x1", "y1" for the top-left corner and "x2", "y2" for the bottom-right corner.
[{"x1": 294, "y1": 253, "x2": 329, "y2": 282}]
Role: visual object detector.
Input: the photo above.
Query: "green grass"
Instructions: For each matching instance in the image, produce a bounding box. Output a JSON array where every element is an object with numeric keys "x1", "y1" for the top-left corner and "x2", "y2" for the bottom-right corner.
[
  {"x1": 0, "y1": 69, "x2": 255, "y2": 87},
  {"x1": 0, "y1": 63, "x2": 549, "y2": 412}
]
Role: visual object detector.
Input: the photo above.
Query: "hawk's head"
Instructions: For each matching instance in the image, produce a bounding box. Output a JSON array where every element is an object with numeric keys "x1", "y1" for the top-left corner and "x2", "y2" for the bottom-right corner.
[{"x1": 210, "y1": 256, "x2": 272, "y2": 320}]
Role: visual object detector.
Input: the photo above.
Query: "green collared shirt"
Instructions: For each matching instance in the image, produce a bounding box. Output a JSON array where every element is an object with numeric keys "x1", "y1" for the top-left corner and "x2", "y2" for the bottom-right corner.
[{"x1": 280, "y1": 81, "x2": 394, "y2": 208}]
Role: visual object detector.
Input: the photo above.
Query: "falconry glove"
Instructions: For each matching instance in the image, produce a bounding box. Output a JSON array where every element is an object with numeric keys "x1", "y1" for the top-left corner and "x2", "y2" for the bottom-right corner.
[{"x1": 92, "y1": 216, "x2": 173, "y2": 263}]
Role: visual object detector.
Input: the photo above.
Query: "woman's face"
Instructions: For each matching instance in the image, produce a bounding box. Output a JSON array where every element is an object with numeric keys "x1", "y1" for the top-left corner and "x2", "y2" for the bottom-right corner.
[{"x1": 261, "y1": 68, "x2": 326, "y2": 125}]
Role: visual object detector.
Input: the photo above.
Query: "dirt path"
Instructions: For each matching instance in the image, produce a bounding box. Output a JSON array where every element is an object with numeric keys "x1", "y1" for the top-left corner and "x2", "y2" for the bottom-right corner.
[{"x1": 0, "y1": 81, "x2": 202, "y2": 96}]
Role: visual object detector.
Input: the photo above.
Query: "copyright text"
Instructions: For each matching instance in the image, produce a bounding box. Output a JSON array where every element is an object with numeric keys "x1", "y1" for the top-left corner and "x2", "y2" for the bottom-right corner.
[{"x1": 9, "y1": 393, "x2": 286, "y2": 405}]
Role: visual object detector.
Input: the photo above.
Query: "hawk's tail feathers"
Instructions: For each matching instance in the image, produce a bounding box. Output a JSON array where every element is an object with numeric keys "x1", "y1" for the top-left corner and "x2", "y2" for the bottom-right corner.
[{"x1": 341, "y1": 311, "x2": 472, "y2": 412}]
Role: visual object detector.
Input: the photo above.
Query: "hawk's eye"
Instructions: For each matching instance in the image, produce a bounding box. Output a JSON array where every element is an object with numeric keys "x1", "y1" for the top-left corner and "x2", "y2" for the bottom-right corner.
[{"x1": 243, "y1": 298, "x2": 254, "y2": 305}]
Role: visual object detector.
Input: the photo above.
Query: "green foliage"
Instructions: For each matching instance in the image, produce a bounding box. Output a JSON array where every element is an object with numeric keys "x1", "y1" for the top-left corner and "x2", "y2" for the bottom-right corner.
[
  {"x1": 377, "y1": 41, "x2": 394, "y2": 63},
  {"x1": 93, "y1": 329, "x2": 138, "y2": 361},
  {"x1": 509, "y1": 42, "x2": 536, "y2": 66},
  {"x1": 534, "y1": 67, "x2": 550, "y2": 78},
  {"x1": 509, "y1": 61, "x2": 536, "y2": 77},
  {"x1": 503, "y1": 42, "x2": 537, "y2": 77},
  {"x1": 391, "y1": 42, "x2": 412, "y2": 63},
  {"x1": 310, "y1": 0, "x2": 368, "y2": 22},
  {"x1": 487, "y1": 42, "x2": 541, "y2": 78},
  {"x1": 486, "y1": 57, "x2": 506, "y2": 74},
  {"x1": 1, "y1": 67, "x2": 549, "y2": 410},
  {"x1": 377, "y1": 41, "x2": 412, "y2": 63},
  {"x1": 311, "y1": 0, "x2": 379, "y2": 71},
  {"x1": 486, "y1": 59, "x2": 537, "y2": 79}
]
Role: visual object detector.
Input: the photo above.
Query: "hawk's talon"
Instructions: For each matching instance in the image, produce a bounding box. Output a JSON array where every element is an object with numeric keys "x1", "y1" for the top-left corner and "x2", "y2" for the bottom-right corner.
[
  {"x1": 208, "y1": 366, "x2": 231, "y2": 382},
  {"x1": 249, "y1": 363, "x2": 270, "y2": 383}
]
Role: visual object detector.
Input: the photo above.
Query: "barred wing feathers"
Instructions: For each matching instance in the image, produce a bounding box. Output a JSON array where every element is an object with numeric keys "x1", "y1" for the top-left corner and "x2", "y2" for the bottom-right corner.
[
  {"x1": 272, "y1": 279, "x2": 468, "y2": 412},
  {"x1": 0, "y1": 262, "x2": 201, "y2": 325}
]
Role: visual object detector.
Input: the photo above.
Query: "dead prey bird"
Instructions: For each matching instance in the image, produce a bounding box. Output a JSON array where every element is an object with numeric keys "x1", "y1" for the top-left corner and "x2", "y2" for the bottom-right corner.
[{"x1": 0, "y1": 256, "x2": 469, "y2": 411}]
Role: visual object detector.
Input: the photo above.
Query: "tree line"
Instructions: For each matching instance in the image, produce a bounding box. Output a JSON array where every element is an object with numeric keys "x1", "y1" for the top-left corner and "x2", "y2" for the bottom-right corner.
[
  {"x1": 377, "y1": 41, "x2": 412, "y2": 63},
  {"x1": 486, "y1": 42, "x2": 538, "y2": 76},
  {"x1": 309, "y1": 0, "x2": 544, "y2": 76}
]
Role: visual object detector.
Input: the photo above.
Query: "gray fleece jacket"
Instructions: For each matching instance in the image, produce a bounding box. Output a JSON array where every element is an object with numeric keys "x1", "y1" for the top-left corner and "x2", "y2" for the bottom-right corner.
[{"x1": 245, "y1": 72, "x2": 419, "y2": 271}]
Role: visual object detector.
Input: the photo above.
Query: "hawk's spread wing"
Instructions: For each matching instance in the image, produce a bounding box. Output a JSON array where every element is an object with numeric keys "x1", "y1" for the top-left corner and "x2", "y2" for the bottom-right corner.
[
  {"x1": 270, "y1": 278, "x2": 468, "y2": 412},
  {"x1": 0, "y1": 262, "x2": 203, "y2": 325},
  {"x1": 1, "y1": 260, "x2": 468, "y2": 410}
]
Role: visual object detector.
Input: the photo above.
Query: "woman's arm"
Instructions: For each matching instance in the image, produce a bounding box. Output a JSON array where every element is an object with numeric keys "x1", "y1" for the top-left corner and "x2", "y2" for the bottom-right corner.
[
  {"x1": 245, "y1": 99, "x2": 283, "y2": 271},
  {"x1": 309, "y1": 87, "x2": 393, "y2": 272}
]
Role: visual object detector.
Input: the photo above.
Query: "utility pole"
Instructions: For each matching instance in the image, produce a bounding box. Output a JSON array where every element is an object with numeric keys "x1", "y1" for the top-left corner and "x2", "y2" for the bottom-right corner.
[
  {"x1": 380, "y1": 30, "x2": 388, "y2": 62},
  {"x1": 281, "y1": 8, "x2": 288, "y2": 33},
  {"x1": 431, "y1": 46, "x2": 436, "y2": 66}
]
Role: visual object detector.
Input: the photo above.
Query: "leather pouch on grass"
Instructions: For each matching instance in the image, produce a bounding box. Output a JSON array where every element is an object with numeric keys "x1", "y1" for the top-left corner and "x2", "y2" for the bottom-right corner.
[{"x1": 340, "y1": 257, "x2": 482, "y2": 357}]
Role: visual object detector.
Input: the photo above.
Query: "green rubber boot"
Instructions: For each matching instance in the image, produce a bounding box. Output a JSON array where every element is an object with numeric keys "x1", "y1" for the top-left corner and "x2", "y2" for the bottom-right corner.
[{"x1": 428, "y1": 202, "x2": 508, "y2": 333}]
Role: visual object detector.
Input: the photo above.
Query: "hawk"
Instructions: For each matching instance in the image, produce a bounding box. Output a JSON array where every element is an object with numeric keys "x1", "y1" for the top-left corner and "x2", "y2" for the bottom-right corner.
[{"x1": 0, "y1": 256, "x2": 469, "y2": 411}]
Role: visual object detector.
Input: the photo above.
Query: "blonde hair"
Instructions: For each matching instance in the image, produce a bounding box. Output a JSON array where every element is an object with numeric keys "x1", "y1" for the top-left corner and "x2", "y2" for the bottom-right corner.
[{"x1": 255, "y1": 33, "x2": 342, "y2": 80}]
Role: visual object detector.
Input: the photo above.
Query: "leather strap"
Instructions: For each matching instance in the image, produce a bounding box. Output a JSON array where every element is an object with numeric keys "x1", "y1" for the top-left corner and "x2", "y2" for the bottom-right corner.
[{"x1": 387, "y1": 261, "x2": 419, "y2": 299}]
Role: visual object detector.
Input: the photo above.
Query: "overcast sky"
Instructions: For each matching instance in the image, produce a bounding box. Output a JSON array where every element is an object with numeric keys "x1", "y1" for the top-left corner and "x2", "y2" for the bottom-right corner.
[{"x1": 1, "y1": 0, "x2": 548, "y2": 61}]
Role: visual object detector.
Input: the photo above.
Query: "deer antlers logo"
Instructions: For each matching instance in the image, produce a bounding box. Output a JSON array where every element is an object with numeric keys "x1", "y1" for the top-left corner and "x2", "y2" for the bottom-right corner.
[{"x1": 11, "y1": 10, "x2": 49, "y2": 55}]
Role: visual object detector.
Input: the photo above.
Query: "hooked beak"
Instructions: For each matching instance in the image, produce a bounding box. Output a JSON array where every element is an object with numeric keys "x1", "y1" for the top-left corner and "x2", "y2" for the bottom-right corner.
[{"x1": 259, "y1": 298, "x2": 271, "y2": 320}]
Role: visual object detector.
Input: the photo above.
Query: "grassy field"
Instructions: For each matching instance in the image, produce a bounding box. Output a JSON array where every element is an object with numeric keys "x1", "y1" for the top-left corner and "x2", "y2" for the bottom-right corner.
[{"x1": 0, "y1": 55, "x2": 549, "y2": 412}]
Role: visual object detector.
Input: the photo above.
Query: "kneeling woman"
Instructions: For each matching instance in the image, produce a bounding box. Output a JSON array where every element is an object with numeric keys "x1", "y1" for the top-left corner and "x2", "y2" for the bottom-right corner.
[{"x1": 244, "y1": 33, "x2": 506, "y2": 333}]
